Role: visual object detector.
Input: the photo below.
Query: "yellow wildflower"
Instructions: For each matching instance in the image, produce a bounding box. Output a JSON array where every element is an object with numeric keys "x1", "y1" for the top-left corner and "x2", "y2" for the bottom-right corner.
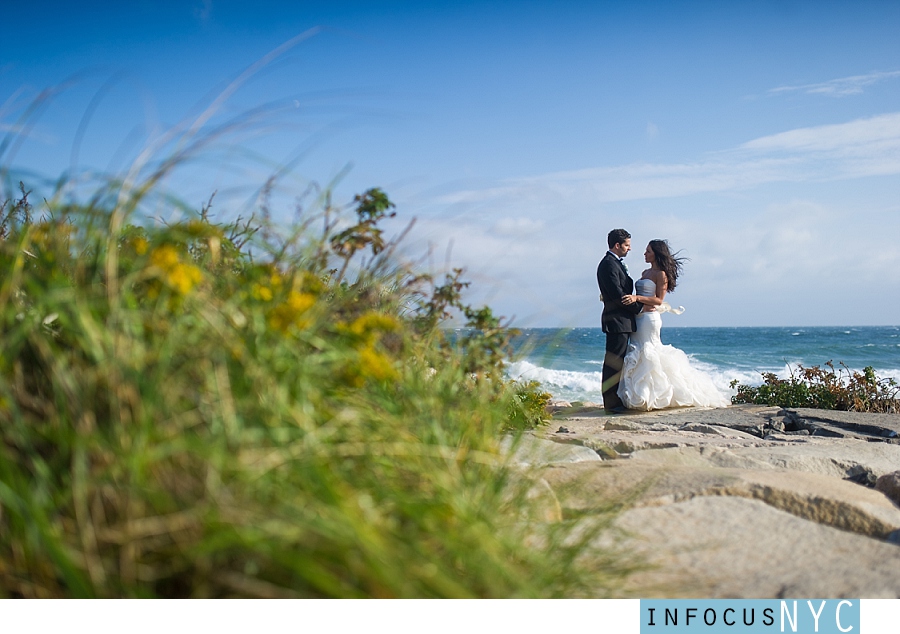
[
  {"x1": 249, "y1": 266, "x2": 284, "y2": 302},
  {"x1": 286, "y1": 290, "x2": 315, "y2": 313},
  {"x1": 268, "y1": 291, "x2": 316, "y2": 333},
  {"x1": 350, "y1": 312, "x2": 399, "y2": 337},
  {"x1": 358, "y1": 345, "x2": 397, "y2": 381},
  {"x1": 149, "y1": 244, "x2": 203, "y2": 295},
  {"x1": 338, "y1": 312, "x2": 402, "y2": 347},
  {"x1": 150, "y1": 245, "x2": 180, "y2": 269},
  {"x1": 167, "y1": 263, "x2": 203, "y2": 295},
  {"x1": 252, "y1": 283, "x2": 274, "y2": 302}
]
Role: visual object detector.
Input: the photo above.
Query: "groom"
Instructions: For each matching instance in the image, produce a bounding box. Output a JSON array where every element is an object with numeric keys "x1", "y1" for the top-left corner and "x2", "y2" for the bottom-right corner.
[{"x1": 597, "y1": 228, "x2": 643, "y2": 414}]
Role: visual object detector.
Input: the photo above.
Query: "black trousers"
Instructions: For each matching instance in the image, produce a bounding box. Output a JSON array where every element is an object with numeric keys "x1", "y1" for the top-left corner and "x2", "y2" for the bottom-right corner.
[{"x1": 602, "y1": 331, "x2": 629, "y2": 409}]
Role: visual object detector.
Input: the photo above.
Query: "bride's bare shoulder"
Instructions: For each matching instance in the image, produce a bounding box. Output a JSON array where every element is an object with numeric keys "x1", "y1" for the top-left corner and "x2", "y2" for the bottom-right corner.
[{"x1": 645, "y1": 269, "x2": 666, "y2": 283}]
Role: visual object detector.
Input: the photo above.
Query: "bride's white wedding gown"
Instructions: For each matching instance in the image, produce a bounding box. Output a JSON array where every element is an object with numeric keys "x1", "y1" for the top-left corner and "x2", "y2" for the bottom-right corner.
[{"x1": 618, "y1": 279, "x2": 729, "y2": 411}]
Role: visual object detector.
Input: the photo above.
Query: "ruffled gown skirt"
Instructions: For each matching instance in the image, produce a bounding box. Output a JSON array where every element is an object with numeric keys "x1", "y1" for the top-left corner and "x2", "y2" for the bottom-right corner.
[{"x1": 618, "y1": 312, "x2": 729, "y2": 411}]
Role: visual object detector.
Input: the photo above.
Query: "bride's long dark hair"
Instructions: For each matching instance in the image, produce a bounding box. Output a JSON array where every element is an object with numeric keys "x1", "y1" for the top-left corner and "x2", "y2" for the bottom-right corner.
[{"x1": 649, "y1": 239, "x2": 687, "y2": 292}]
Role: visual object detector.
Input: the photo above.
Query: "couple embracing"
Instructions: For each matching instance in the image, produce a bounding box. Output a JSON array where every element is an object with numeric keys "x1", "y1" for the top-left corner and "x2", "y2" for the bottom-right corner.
[{"x1": 597, "y1": 228, "x2": 729, "y2": 414}]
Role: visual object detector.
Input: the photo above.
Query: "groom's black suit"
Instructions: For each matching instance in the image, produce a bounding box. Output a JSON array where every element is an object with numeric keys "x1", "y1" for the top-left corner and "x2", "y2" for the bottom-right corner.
[{"x1": 597, "y1": 252, "x2": 643, "y2": 410}]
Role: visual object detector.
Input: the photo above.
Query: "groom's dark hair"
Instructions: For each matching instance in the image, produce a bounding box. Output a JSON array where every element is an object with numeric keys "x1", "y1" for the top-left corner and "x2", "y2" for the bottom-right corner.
[{"x1": 607, "y1": 228, "x2": 631, "y2": 249}]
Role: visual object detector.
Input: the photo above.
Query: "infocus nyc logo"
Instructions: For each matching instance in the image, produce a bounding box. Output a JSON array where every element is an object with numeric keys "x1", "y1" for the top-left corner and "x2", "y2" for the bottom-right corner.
[{"x1": 640, "y1": 600, "x2": 860, "y2": 633}]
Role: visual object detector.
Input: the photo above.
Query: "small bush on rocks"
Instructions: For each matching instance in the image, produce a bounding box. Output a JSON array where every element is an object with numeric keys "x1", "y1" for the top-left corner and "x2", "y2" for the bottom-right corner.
[{"x1": 730, "y1": 362, "x2": 899, "y2": 413}]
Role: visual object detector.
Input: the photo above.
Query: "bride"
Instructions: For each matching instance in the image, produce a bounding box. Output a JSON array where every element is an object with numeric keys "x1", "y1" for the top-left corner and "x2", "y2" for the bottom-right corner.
[{"x1": 618, "y1": 240, "x2": 729, "y2": 410}]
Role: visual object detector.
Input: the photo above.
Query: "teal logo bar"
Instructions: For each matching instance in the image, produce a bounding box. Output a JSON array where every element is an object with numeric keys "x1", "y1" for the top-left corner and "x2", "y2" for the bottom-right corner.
[{"x1": 640, "y1": 600, "x2": 860, "y2": 633}]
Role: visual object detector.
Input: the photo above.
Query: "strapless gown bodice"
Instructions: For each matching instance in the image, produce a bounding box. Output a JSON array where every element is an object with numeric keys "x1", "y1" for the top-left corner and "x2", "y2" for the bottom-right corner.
[
  {"x1": 618, "y1": 281, "x2": 729, "y2": 411},
  {"x1": 635, "y1": 278, "x2": 656, "y2": 297}
]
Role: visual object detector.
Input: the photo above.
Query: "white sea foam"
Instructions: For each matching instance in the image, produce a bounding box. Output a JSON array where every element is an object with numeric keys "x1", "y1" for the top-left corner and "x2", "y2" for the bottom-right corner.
[
  {"x1": 507, "y1": 356, "x2": 900, "y2": 402},
  {"x1": 686, "y1": 357, "x2": 759, "y2": 394},
  {"x1": 507, "y1": 360, "x2": 606, "y2": 400},
  {"x1": 507, "y1": 358, "x2": 742, "y2": 402}
]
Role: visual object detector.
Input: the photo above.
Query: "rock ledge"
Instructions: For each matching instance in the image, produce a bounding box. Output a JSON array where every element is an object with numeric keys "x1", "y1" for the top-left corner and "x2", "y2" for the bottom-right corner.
[{"x1": 526, "y1": 404, "x2": 900, "y2": 598}]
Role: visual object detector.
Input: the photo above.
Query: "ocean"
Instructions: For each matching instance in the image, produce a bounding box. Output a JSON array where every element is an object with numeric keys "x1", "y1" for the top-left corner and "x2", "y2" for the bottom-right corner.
[{"x1": 506, "y1": 325, "x2": 900, "y2": 403}]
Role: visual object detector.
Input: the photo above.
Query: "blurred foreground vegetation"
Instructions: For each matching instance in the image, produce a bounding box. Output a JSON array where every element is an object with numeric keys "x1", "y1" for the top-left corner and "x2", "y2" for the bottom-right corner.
[
  {"x1": 0, "y1": 179, "x2": 633, "y2": 597},
  {"x1": 731, "y1": 362, "x2": 899, "y2": 413}
]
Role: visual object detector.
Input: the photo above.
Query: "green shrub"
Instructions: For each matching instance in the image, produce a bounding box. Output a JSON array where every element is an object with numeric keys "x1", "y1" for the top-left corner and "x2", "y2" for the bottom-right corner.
[
  {"x1": 0, "y1": 177, "x2": 630, "y2": 597},
  {"x1": 506, "y1": 381, "x2": 553, "y2": 432},
  {"x1": 730, "y1": 362, "x2": 899, "y2": 413}
]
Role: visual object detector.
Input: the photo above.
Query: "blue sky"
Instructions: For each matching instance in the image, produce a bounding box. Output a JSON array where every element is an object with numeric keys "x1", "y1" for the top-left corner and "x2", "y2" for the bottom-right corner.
[{"x1": 2, "y1": 1, "x2": 899, "y2": 327}]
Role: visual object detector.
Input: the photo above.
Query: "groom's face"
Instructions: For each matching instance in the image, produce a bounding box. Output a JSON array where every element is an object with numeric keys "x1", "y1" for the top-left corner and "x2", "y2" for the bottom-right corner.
[{"x1": 611, "y1": 238, "x2": 631, "y2": 258}]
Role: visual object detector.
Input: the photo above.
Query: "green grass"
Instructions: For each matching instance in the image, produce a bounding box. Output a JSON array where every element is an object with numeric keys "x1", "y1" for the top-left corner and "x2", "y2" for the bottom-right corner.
[{"x1": 0, "y1": 177, "x2": 636, "y2": 597}]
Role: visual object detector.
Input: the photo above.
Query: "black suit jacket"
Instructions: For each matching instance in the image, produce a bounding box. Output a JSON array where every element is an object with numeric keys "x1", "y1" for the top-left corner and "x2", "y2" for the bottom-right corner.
[{"x1": 597, "y1": 252, "x2": 643, "y2": 334}]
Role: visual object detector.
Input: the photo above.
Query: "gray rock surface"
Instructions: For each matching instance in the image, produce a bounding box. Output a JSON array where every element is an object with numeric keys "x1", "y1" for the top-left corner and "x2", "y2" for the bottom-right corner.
[
  {"x1": 542, "y1": 460, "x2": 900, "y2": 537},
  {"x1": 613, "y1": 497, "x2": 900, "y2": 598},
  {"x1": 789, "y1": 408, "x2": 900, "y2": 439},
  {"x1": 532, "y1": 403, "x2": 900, "y2": 597},
  {"x1": 501, "y1": 434, "x2": 602, "y2": 466},
  {"x1": 877, "y1": 471, "x2": 900, "y2": 506}
]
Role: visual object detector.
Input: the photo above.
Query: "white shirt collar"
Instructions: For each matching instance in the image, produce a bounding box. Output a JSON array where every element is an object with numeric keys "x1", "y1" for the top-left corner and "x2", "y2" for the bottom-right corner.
[{"x1": 607, "y1": 250, "x2": 623, "y2": 261}]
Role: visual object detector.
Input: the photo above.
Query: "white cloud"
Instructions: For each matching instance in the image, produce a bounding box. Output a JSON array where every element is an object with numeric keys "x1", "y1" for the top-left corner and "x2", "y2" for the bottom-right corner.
[
  {"x1": 401, "y1": 192, "x2": 900, "y2": 327},
  {"x1": 406, "y1": 114, "x2": 900, "y2": 326},
  {"x1": 437, "y1": 113, "x2": 900, "y2": 207},
  {"x1": 769, "y1": 70, "x2": 900, "y2": 97},
  {"x1": 739, "y1": 112, "x2": 900, "y2": 153},
  {"x1": 491, "y1": 217, "x2": 544, "y2": 237},
  {"x1": 646, "y1": 121, "x2": 659, "y2": 141}
]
